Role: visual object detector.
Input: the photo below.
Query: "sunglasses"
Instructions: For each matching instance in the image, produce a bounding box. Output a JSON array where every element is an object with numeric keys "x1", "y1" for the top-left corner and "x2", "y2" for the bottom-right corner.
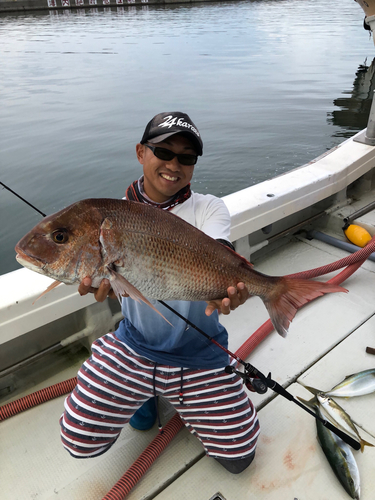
[{"x1": 145, "y1": 144, "x2": 198, "y2": 166}]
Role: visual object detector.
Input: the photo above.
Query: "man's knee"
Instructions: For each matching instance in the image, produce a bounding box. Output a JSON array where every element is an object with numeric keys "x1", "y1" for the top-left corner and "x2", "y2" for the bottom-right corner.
[{"x1": 214, "y1": 451, "x2": 255, "y2": 474}]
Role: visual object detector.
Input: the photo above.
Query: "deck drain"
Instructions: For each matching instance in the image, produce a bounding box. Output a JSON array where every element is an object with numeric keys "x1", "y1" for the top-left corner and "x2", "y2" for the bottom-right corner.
[{"x1": 208, "y1": 493, "x2": 227, "y2": 500}]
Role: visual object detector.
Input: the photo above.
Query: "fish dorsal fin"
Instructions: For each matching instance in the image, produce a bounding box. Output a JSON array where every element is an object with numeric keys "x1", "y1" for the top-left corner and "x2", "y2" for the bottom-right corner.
[
  {"x1": 217, "y1": 241, "x2": 254, "y2": 268},
  {"x1": 106, "y1": 267, "x2": 173, "y2": 326},
  {"x1": 33, "y1": 280, "x2": 62, "y2": 305}
]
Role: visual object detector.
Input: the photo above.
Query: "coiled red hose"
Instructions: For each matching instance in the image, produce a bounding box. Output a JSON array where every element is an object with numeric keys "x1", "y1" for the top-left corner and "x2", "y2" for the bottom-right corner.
[
  {"x1": 0, "y1": 377, "x2": 77, "y2": 422},
  {"x1": 236, "y1": 254, "x2": 368, "y2": 360},
  {"x1": 102, "y1": 413, "x2": 184, "y2": 500},
  {"x1": 1, "y1": 235, "x2": 375, "y2": 499},
  {"x1": 236, "y1": 235, "x2": 374, "y2": 359},
  {"x1": 104, "y1": 237, "x2": 375, "y2": 499}
]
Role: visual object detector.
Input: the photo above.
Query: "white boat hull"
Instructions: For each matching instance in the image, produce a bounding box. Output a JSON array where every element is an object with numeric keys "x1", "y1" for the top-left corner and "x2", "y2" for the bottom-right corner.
[{"x1": 2, "y1": 125, "x2": 375, "y2": 498}]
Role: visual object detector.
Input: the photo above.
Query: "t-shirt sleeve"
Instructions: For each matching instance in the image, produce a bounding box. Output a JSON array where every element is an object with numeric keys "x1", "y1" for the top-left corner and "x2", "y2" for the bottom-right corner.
[{"x1": 198, "y1": 196, "x2": 232, "y2": 242}]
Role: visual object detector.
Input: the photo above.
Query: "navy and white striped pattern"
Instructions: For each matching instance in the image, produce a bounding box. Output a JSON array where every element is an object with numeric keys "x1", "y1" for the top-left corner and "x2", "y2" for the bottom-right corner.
[{"x1": 60, "y1": 333, "x2": 259, "y2": 459}]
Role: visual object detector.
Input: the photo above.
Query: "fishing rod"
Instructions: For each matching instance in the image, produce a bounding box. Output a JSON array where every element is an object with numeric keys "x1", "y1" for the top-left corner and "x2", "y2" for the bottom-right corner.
[
  {"x1": 0, "y1": 181, "x2": 46, "y2": 217},
  {"x1": 158, "y1": 300, "x2": 361, "y2": 451},
  {"x1": 2, "y1": 181, "x2": 361, "y2": 451}
]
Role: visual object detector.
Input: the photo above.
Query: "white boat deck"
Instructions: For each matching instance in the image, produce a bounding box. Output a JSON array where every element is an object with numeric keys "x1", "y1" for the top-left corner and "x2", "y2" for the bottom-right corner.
[{"x1": 1, "y1": 216, "x2": 375, "y2": 500}]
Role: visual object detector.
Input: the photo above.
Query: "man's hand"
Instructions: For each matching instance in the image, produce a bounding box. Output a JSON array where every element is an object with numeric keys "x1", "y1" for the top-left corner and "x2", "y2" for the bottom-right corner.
[
  {"x1": 78, "y1": 277, "x2": 119, "y2": 302},
  {"x1": 205, "y1": 282, "x2": 249, "y2": 316}
]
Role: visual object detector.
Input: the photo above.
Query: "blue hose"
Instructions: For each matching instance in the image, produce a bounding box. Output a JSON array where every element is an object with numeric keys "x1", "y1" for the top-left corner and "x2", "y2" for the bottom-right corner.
[{"x1": 307, "y1": 230, "x2": 375, "y2": 263}]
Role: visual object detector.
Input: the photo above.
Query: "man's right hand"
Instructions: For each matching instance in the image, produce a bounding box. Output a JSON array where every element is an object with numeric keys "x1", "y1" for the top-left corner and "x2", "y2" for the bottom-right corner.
[{"x1": 78, "y1": 277, "x2": 117, "y2": 302}]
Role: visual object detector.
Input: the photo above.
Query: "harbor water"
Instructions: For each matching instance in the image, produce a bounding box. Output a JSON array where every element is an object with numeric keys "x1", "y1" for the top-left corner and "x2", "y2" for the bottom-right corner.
[{"x1": 1, "y1": 0, "x2": 375, "y2": 275}]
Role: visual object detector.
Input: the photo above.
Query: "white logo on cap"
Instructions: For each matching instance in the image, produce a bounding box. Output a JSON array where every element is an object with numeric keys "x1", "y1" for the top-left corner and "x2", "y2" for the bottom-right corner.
[{"x1": 158, "y1": 115, "x2": 200, "y2": 137}]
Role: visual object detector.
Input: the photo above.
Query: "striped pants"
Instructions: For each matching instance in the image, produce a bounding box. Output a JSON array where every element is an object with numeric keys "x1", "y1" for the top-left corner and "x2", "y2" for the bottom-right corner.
[{"x1": 60, "y1": 333, "x2": 260, "y2": 461}]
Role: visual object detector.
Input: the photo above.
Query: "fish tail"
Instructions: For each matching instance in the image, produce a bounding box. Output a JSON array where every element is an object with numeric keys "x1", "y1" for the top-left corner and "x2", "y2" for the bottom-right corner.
[
  {"x1": 296, "y1": 396, "x2": 318, "y2": 409},
  {"x1": 360, "y1": 437, "x2": 374, "y2": 453},
  {"x1": 298, "y1": 382, "x2": 324, "y2": 399},
  {"x1": 299, "y1": 383, "x2": 323, "y2": 396},
  {"x1": 262, "y1": 277, "x2": 347, "y2": 337}
]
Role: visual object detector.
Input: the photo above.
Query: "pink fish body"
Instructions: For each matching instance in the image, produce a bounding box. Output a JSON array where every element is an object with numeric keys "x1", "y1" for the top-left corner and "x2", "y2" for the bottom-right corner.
[{"x1": 15, "y1": 198, "x2": 346, "y2": 337}]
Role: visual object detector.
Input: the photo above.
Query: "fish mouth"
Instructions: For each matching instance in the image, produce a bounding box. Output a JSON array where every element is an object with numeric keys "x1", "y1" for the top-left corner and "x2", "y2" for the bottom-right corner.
[{"x1": 15, "y1": 249, "x2": 46, "y2": 273}]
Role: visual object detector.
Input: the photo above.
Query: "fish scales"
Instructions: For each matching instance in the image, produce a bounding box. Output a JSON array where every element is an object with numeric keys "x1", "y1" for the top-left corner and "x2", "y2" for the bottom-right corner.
[
  {"x1": 101, "y1": 200, "x2": 268, "y2": 301},
  {"x1": 300, "y1": 386, "x2": 374, "y2": 453},
  {"x1": 326, "y1": 369, "x2": 375, "y2": 398},
  {"x1": 315, "y1": 405, "x2": 361, "y2": 500},
  {"x1": 297, "y1": 397, "x2": 361, "y2": 499},
  {"x1": 15, "y1": 198, "x2": 347, "y2": 337}
]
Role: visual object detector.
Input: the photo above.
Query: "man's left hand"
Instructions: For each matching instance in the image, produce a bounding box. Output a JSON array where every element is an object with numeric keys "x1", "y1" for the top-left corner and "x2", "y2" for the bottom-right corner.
[{"x1": 205, "y1": 283, "x2": 249, "y2": 316}]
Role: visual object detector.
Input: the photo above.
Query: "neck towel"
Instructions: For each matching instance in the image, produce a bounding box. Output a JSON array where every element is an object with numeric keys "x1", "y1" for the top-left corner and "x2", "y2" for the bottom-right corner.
[{"x1": 125, "y1": 176, "x2": 191, "y2": 210}]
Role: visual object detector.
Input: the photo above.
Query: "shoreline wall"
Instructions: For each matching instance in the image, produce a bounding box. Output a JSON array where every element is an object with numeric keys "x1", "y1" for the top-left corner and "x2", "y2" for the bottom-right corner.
[{"x1": 0, "y1": 0, "x2": 211, "y2": 13}]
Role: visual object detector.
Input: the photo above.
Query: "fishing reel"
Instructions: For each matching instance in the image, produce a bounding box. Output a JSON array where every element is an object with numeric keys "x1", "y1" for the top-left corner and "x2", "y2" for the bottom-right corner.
[
  {"x1": 225, "y1": 365, "x2": 269, "y2": 394},
  {"x1": 157, "y1": 300, "x2": 360, "y2": 451},
  {"x1": 225, "y1": 362, "x2": 360, "y2": 451}
]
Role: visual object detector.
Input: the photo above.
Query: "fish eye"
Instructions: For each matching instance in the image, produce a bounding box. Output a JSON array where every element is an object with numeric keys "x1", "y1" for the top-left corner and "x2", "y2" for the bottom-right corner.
[{"x1": 52, "y1": 229, "x2": 69, "y2": 244}]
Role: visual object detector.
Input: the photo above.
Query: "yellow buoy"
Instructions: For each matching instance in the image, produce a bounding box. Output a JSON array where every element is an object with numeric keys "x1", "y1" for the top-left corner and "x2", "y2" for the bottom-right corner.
[{"x1": 344, "y1": 224, "x2": 372, "y2": 247}]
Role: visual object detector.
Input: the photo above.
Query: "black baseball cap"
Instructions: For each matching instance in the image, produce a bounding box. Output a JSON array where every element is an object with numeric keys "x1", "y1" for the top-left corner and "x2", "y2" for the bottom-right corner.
[{"x1": 140, "y1": 112, "x2": 203, "y2": 156}]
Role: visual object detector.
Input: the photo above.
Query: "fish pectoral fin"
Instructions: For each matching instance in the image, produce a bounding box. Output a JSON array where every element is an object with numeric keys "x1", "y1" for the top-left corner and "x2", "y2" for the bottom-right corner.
[
  {"x1": 106, "y1": 267, "x2": 173, "y2": 326},
  {"x1": 32, "y1": 279, "x2": 63, "y2": 305}
]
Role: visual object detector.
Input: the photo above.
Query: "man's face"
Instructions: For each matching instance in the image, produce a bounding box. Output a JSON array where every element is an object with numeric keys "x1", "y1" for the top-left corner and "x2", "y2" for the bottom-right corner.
[{"x1": 136, "y1": 134, "x2": 197, "y2": 203}]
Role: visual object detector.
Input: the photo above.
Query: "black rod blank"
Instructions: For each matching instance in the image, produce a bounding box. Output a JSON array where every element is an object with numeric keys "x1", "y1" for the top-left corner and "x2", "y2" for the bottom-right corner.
[{"x1": 0, "y1": 181, "x2": 46, "y2": 217}]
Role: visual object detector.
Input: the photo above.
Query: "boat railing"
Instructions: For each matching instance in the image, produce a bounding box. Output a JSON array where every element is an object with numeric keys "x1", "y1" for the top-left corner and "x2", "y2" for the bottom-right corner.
[{"x1": 1, "y1": 129, "x2": 375, "y2": 374}]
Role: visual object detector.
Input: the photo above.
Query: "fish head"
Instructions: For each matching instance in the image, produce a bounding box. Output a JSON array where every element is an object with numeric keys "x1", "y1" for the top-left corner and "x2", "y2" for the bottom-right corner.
[
  {"x1": 15, "y1": 200, "x2": 106, "y2": 284},
  {"x1": 316, "y1": 393, "x2": 330, "y2": 405}
]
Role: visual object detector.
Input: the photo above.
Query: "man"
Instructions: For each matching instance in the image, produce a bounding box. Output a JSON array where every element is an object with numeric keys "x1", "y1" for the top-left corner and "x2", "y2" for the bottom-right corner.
[{"x1": 60, "y1": 112, "x2": 260, "y2": 474}]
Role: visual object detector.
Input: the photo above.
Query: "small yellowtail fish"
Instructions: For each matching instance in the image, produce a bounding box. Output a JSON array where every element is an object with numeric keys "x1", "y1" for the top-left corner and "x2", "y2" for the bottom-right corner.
[
  {"x1": 302, "y1": 386, "x2": 374, "y2": 453},
  {"x1": 299, "y1": 398, "x2": 360, "y2": 500},
  {"x1": 325, "y1": 369, "x2": 375, "y2": 398}
]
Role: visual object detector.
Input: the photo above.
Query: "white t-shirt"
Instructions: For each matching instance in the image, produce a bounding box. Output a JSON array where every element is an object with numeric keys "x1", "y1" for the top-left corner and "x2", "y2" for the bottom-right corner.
[{"x1": 115, "y1": 191, "x2": 231, "y2": 369}]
